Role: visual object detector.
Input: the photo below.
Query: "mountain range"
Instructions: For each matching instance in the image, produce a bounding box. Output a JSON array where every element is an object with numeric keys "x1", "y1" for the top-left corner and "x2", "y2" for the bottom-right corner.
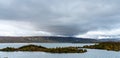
[{"x1": 0, "y1": 36, "x2": 119, "y2": 43}]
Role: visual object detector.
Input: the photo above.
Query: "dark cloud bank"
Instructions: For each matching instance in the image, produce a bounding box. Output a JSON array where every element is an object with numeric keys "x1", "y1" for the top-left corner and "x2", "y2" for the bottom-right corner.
[{"x1": 0, "y1": 0, "x2": 120, "y2": 39}]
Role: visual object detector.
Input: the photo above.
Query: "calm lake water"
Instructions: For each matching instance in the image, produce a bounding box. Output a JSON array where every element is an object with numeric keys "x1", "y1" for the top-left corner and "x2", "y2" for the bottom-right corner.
[{"x1": 0, "y1": 43, "x2": 120, "y2": 58}]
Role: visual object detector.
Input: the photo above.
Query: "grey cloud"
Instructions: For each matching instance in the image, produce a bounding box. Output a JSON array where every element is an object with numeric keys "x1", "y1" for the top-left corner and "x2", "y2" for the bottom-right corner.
[{"x1": 0, "y1": 0, "x2": 120, "y2": 36}]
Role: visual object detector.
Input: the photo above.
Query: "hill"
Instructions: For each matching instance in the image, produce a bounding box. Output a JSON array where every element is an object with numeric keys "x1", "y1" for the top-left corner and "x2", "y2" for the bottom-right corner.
[{"x1": 0, "y1": 36, "x2": 98, "y2": 43}]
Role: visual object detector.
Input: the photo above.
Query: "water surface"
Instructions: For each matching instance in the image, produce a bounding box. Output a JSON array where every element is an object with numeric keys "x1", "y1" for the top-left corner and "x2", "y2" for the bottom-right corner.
[{"x1": 0, "y1": 43, "x2": 119, "y2": 58}]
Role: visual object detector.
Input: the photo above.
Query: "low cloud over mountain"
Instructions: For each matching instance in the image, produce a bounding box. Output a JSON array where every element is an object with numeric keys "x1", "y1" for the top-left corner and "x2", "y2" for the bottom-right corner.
[{"x1": 0, "y1": 0, "x2": 120, "y2": 39}]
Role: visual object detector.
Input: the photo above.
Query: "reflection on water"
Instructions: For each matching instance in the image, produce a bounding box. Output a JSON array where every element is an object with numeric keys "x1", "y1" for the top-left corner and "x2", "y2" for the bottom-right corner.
[{"x1": 0, "y1": 43, "x2": 120, "y2": 58}]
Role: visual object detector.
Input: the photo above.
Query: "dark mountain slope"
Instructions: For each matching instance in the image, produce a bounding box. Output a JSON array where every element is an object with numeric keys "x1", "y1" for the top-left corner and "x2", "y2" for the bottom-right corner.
[{"x1": 0, "y1": 36, "x2": 99, "y2": 43}]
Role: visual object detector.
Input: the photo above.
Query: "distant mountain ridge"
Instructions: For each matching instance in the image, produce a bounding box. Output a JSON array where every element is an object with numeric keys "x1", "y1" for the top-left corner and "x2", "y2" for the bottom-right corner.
[
  {"x1": 0, "y1": 36, "x2": 119, "y2": 43},
  {"x1": 0, "y1": 36, "x2": 98, "y2": 43}
]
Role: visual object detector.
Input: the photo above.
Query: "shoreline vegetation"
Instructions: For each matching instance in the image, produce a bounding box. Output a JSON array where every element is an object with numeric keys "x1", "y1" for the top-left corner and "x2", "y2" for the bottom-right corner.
[
  {"x1": 0, "y1": 42, "x2": 120, "y2": 53},
  {"x1": 0, "y1": 45, "x2": 87, "y2": 53},
  {"x1": 82, "y1": 42, "x2": 120, "y2": 51}
]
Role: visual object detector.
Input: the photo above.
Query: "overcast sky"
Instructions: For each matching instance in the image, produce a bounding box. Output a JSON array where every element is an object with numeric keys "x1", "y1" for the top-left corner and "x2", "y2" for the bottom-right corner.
[{"x1": 0, "y1": 0, "x2": 120, "y2": 39}]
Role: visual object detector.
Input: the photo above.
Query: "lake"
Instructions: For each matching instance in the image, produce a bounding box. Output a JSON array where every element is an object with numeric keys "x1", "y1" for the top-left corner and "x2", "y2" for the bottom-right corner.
[{"x1": 0, "y1": 43, "x2": 120, "y2": 58}]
